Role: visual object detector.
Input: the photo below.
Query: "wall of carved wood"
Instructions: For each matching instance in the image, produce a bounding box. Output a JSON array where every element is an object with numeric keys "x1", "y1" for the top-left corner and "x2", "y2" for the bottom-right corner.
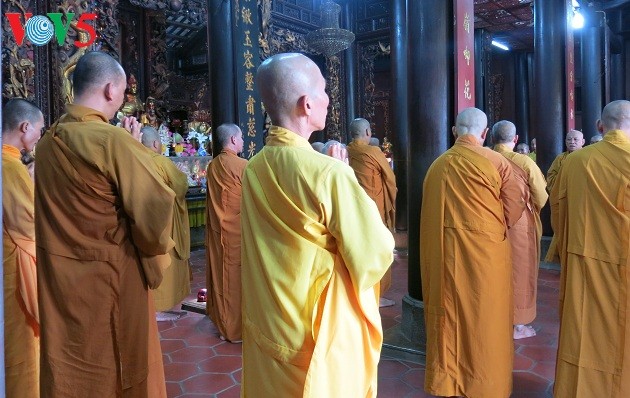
[{"x1": 1, "y1": 0, "x2": 120, "y2": 122}]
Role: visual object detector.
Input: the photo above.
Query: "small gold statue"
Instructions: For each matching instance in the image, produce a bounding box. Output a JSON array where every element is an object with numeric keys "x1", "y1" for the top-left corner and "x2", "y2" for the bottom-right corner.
[{"x1": 120, "y1": 74, "x2": 144, "y2": 118}]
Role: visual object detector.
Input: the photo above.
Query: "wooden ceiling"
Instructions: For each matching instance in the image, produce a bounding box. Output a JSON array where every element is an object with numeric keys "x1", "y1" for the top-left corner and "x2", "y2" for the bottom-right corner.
[{"x1": 474, "y1": 0, "x2": 534, "y2": 51}]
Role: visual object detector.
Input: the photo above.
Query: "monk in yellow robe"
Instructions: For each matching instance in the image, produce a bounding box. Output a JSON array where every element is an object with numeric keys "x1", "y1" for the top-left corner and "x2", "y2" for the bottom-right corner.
[
  {"x1": 421, "y1": 107, "x2": 526, "y2": 398},
  {"x1": 34, "y1": 52, "x2": 172, "y2": 398},
  {"x1": 347, "y1": 117, "x2": 397, "y2": 307},
  {"x1": 2, "y1": 99, "x2": 44, "y2": 398},
  {"x1": 141, "y1": 126, "x2": 191, "y2": 317},
  {"x1": 241, "y1": 53, "x2": 394, "y2": 397},
  {"x1": 553, "y1": 100, "x2": 630, "y2": 398},
  {"x1": 492, "y1": 120, "x2": 548, "y2": 339},
  {"x1": 545, "y1": 129, "x2": 585, "y2": 262},
  {"x1": 205, "y1": 123, "x2": 247, "y2": 342}
]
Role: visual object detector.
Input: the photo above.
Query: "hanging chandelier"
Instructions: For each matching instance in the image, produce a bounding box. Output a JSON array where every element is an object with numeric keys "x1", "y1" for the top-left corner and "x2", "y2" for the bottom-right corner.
[{"x1": 306, "y1": 0, "x2": 355, "y2": 57}]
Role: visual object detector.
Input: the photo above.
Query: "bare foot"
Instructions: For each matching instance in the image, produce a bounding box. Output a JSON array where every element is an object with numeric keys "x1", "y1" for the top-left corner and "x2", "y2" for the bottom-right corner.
[
  {"x1": 220, "y1": 335, "x2": 243, "y2": 344},
  {"x1": 514, "y1": 324, "x2": 536, "y2": 340},
  {"x1": 379, "y1": 298, "x2": 395, "y2": 308}
]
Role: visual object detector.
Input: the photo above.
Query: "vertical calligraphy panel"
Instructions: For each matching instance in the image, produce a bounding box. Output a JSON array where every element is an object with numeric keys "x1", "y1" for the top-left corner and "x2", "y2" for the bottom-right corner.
[
  {"x1": 565, "y1": 0, "x2": 575, "y2": 130},
  {"x1": 233, "y1": 0, "x2": 264, "y2": 158},
  {"x1": 454, "y1": 0, "x2": 475, "y2": 114}
]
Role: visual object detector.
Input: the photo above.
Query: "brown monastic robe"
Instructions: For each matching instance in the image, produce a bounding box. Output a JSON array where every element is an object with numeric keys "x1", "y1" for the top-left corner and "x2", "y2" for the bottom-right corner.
[
  {"x1": 545, "y1": 151, "x2": 570, "y2": 262},
  {"x1": 205, "y1": 149, "x2": 247, "y2": 341},
  {"x1": 421, "y1": 134, "x2": 526, "y2": 398},
  {"x1": 347, "y1": 140, "x2": 397, "y2": 294},
  {"x1": 494, "y1": 144, "x2": 548, "y2": 324},
  {"x1": 553, "y1": 131, "x2": 630, "y2": 398},
  {"x1": 151, "y1": 153, "x2": 191, "y2": 311},
  {"x1": 2, "y1": 144, "x2": 39, "y2": 397},
  {"x1": 34, "y1": 104, "x2": 174, "y2": 398}
]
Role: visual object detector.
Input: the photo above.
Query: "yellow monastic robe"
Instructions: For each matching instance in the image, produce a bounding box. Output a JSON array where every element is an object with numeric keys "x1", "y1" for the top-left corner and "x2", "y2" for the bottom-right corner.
[
  {"x1": 421, "y1": 134, "x2": 526, "y2": 398},
  {"x1": 347, "y1": 140, "x2": 397, "y2": 295},
  {"x1": 545, "y1": 151, "x2": 570, "y2": 262},
  {"x1": 150, "y1": 153, "x2": 191, "y2": 311},
  {"x1": 205, "y1": 149, "x2": 247, "y2": 341},
  {"x1": 2, "y1": 144, "x2": 39, "y2": 398},
  {"x1": 552, "y1": 130, "x2": 630, "y2": 398},
  {"x1": 494, "y1": 144, "x2": 548, "y2": 324},
  {"x1": 34, "y1": 104, "x2": 174, "y2": 398},
  {"x1": 546, "y1": 151, "x2": 569, "y2": 193},
  {"x1": 241, "y1": 126, "x2": 394, "y2": 397}
]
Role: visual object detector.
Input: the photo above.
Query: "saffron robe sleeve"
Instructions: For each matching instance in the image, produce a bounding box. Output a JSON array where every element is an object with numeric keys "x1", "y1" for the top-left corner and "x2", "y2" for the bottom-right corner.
[
  {"x1": 552, "y1": 130, "x2": 630, "y2": 398},
  {"x1": 151, "y1": 153, "x2": 191, "y2": 311},
  {"x1": 205, "y1": 150, "x2": 247, "y2": 342},
  {"x1": 241, "y1": 126, "x2": 394, "y2": 398},
  {"x1": 2, "y1": 145, "x2": 40, "y2": 398},
  {"x1": 546, "y1": 151, "x2": 568, "y2": 193}
]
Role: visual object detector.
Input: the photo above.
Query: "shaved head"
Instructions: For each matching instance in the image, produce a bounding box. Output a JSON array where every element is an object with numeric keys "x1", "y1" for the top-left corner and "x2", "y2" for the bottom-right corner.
[
  {"x1": 492, "y1": 120, "x2": 516, "y2": 144},
  {"x1": 216, "y1": 123, "x2": 242, "y2": 146},
  {"x1": 311, "y1": 142, "x2": 325, "y2": 152},
  {"x1": 2, "y1": 98, "x2": 43, "y2": 135},
  {"x1": 601, "y1": 100, "x2": 630, "y2": 133},
  {"x1": 454, "y1": 107, "x2": 488, "y2": 141},
  {"x1": 350, "y1": 118, "x2": 371, "y2": 139},
  {"x1": 565, "y1": 129, "x2": 585, "y2": 152},
  {"x1": 256, "y1": 53, "x2": 328, "y2": 136},
  {"x1": 140, "y1": 126, "x2": 160, "y2": 146},
  {"x1": 73, "y1": 52, "x2": 125, "y2": 97},
  {"x1": 515, "y1": 143, "x2": 530, "y2": 154}
]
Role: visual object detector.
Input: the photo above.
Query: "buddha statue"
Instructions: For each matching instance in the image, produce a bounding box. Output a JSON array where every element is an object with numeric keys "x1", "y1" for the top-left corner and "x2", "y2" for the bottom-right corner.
[
  {"x1": 120, "y1": 74, "x2": 144, "y2": 118},
  {"x1": 141, "y1": 96, "x2": 160, "y2": 128}
]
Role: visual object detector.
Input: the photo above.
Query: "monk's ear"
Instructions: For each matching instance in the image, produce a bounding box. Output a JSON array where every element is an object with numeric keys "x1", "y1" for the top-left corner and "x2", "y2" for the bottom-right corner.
[
  {"x1": 513, "y1": 134, "x2": 519, "y2": 144},
  {"x1": 451, "y1": 126, "x2": 457, "y2": 139},
  {"x1": 17, "y1": 121, "x2": 29, "y2": 134},
  {"x1": 298, "y1": 95, "x2": 311, "y2": 116},
  {"x1": 104, "y1": 82, "x2": 115, "y2": 101}
]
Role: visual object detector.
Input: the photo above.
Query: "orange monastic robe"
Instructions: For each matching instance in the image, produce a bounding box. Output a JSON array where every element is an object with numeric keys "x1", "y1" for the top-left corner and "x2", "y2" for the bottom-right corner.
[
  {"x1": 494, "y1": 144, "x2": 548, "y2": 324},
  {"x1": 552, "y1": 131, "x2": 630, "y2": 398},
  {"x1": 205, "y1": 149, "x2": 247, "y2": 341},
  {"x1": 545, "y1": 151, "x2": 570, "y2": 262},
  {"x1": 151, "y1": 153, "x2": 191, "y2": 311},
  {"x1": 421, "y1": 135, "x2": 526, "y2": 398},
  {"x1": 35, "y1": 104, "x2": 174, "y2": 398},
  {"x1": 2, "y1": 144, "x2": 39, "y2": 398},
  {"x1": 347, "y1": 140, "x2": 397, "y2": 294}
]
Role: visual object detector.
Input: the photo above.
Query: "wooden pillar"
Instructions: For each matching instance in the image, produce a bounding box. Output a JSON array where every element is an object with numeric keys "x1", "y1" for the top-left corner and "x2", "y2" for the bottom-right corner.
[
  {"x1": 390, "y1": 0, "x2": 408, "y2": 231},
  {"x1": 515, "y1": 52, "x2": 530, "y2": 143},
  {"x1": 533, "y1": 0, "x2": 567, "y2": 235},
  {"x1": 208, "y1": 0, "x2": 235, "y2": 155},
  {"x1": 580, "y1": 5, "x2": 603, "y2": 142}
]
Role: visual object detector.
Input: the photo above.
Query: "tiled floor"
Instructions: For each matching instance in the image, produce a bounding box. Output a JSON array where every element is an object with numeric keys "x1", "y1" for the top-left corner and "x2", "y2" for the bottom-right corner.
[{"x1": 160, "y1": 244, "x2": 560, "y2": 397}]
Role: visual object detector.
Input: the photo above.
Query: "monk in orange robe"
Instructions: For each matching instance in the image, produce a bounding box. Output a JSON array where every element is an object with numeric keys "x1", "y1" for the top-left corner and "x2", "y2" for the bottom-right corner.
[
  {"x1": 347, "y1": 118, "x2": 397, "y2": 307},
  {"x1": 492, "y1": 120, "x2": 548, "y2": 339},
  {"x1": 544, "y1": 129, "x2": 585, "y2": 263},
  {"x1": 421, "y1": 108, "x2": 526, "y2": 398},
  {"x1": 141, "y1": 126, "x2": 191, "y2": 318},
  {"x1": 34, "y1": 52, "x2": 172, "y2": 398},
  {"x1": 2, "y1": 99, "x2": 44, "y2": 398},
  {"x1": 552, "y1": 100, "x2": 630, "y2": 398},
  {"x1": 205, "y1": 123, "x2": 247, "y2": 342}
]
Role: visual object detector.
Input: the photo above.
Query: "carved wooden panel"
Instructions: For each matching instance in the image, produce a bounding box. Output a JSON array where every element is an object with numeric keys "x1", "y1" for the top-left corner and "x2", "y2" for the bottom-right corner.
[
  {"x1": 272, "y1": 0, "x2": 322, "y2": 29},
  {"x1": 2, "y1": 0, "x2": 43, "y2": 114},
  {"x1": 357, "y1": 39, "x2": 390, "y2": 137},
  {"x1": 356, "y1": 0, "x2": 390, "y2": 37}
]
